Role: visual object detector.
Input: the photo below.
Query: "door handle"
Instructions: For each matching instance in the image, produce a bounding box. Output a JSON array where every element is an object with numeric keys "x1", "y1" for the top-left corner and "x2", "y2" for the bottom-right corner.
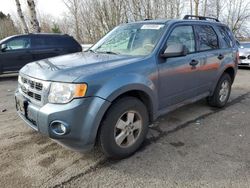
[
  {"x1": 218, "y1": 54, "x2": 224, "y2": 60},
  {"x1": 189, "y1": 59, "x2": 199, "y2": 66}
]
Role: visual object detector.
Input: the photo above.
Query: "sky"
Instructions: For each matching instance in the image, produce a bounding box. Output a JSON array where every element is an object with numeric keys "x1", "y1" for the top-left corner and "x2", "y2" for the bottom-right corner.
[{"x1": 0, "y1": 0, "x2": 67, "y2": 17}]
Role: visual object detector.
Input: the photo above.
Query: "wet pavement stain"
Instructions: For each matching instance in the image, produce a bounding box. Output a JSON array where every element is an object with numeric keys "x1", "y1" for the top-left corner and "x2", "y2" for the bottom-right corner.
[{"x1": 170, "y1": 141, "x2": 185, "y2": 147}]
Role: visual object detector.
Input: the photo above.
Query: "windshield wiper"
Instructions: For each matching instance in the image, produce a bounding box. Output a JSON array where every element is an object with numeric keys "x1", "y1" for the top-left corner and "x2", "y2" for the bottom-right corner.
[
  {"x1": 96, "y1": 51, "x2": 120, "y2": 55},
  {"x1": 88, "y1": 49, "x2": 96, "y2": 53}
]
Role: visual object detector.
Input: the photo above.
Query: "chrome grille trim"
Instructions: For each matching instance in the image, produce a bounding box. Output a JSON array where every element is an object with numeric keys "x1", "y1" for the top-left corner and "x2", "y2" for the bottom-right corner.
[{"x1": 18, "y1": 74, "x2": 50, "y2": 106}]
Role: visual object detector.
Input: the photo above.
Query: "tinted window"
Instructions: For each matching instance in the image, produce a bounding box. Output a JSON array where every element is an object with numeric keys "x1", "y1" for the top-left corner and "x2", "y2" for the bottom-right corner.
[
  {"x1": 32, "y1": 36, "x2": 60, "y2": 48},
  {"x1": 5, "y1": 37, "x2": 31, "y2": 50},
  {"x1": 32, "y1": 37, "x2": 46, "y2": 48},
  {"x1": 224, "y1": 27, "x2": 235, "y2": 45},
  {"x1": 196, "y1": 25, "x2": 218, "y2": 51},
  {"x1": 45, "y1": 37, "x2": 58, "y2": 46},
  {"x1": 218, "y1": 26, "x2": 232, "y2": 48},
  {"x1": 167, "y1": 25, "x2": 195, "y2": 53},
  {"x1": 63, "y1": 37, "x2": 78, "y2": 47}
]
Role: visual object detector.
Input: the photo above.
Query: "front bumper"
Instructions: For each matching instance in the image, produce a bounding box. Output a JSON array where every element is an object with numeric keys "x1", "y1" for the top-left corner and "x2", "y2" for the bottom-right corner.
[
  {"x1": 15, "y1": 90, "x2": 111, "y2": 152},
  {"x1": 239, "y1": 59, "x2": 250, "y2": 67}
]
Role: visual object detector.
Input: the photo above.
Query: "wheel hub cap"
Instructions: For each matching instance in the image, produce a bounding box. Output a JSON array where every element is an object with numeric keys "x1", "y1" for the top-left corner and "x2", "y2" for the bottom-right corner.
[
  {"x1": 219, "y1": 80, "x2": 230, "y2": 102},
  {"x1": 114, "y1": 111, "x2": 142, "y2": 148}
]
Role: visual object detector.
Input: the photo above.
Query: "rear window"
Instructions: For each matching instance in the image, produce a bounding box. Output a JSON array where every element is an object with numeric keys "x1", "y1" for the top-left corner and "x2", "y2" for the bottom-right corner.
[{"x1": 196, "y1": 25, "x2": 219, "y2": 51}]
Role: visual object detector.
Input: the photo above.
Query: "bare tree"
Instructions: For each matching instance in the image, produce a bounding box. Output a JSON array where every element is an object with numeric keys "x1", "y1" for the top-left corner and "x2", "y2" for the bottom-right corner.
[
  {"x1": 193, "y1": 0, "x2": 200, "y2": 16},
  {"x1": 63, "y1": 0, "x2": 81, "y2": 41},
  {"x1": 190, "y1": 0, "x2": 193, "y2": 15},
  {"x1": 215, "y1": 0, "x2": 221, "y2": 19},
  {"x1": 27, "y1": 0, "x2": 41, "y2": 32},
  {"x1": 15, "y1": 0, "x2": 29, "y2": 33},
  {"x1": 225, "y1": 0, "x2": 250, "y2": 35},
  {"x1": 0, "y1": 12, "x2": 19, "y2": 39},
  {"x1": 53, "y1": 0, "x2": 250, "y2": 42},
  {"x1": 203, "y1": 0, "x2": 208, "y2": 16}
]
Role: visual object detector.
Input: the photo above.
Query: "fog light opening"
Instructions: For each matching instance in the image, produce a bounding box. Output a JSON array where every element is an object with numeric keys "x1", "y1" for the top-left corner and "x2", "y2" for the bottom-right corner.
[{"x1": 50, "y1": 121, "x2": 69, "y2": 136}]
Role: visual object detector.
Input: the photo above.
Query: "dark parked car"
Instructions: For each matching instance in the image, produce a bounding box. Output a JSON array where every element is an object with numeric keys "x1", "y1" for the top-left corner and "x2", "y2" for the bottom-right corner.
[
  {"x1": 0, "y1": 33, "x2": 82, "y2": 74},
  {"x1": 16, "y1": 15, "x2": 238, "y2": 159}
]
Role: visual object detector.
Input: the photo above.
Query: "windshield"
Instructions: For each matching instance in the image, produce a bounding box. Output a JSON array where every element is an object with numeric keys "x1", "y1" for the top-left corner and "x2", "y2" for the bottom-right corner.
[
  {"x1": 90, "y1": 23, "x2": 166, "y2": 56},
  {"x1": 240, "y1": 43, "x2": 250, "y2": 49}
]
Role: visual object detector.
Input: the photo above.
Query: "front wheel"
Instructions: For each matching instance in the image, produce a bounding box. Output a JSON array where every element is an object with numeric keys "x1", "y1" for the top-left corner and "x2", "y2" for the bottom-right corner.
[
  {"x1": 99, "y1": 97, "x2": 149, "y2": 159},
  {"x1": 207, "y1": 73, "x2": 232, "y2": 108}
]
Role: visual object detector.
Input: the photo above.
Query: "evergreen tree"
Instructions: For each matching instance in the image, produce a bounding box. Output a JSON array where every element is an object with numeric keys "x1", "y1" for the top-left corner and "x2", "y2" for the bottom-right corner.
[{"x1": 51, "y1": 23, "x2": 61, "y2": 33}]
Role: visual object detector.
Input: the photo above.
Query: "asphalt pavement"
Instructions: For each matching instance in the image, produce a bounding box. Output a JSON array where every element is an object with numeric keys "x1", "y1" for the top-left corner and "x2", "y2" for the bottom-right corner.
[{"x1": 0, "y1": 69, "x2": 249, "y2": 188}]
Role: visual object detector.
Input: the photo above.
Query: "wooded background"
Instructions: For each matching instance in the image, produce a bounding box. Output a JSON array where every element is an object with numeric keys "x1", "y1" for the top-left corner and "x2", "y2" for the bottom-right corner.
[{"x1": 1, "y1": 0, "x2": 250, "y2": 42}]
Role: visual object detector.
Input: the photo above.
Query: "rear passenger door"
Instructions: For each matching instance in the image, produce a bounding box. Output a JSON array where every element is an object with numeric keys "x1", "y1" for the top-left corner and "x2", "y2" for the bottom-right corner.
[
  {"x1": 30, "y1": 36, "x2": 63, "y2": 61},
  {"x1": 194, "y1": 25, "x2": 223, "y2": 95}
]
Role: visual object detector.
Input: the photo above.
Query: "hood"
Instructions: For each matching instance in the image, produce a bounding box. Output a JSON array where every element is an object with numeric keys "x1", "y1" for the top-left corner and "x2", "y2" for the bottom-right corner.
[
  {"x1": 239, "y1": 48, "x2": 250, "y2": 56},
  {"x1": 20, "y1": 52, "x2": 143, "y2": 82}
]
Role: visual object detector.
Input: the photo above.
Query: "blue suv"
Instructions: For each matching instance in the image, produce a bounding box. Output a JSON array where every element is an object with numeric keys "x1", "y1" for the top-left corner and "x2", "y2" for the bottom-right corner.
[{"x1": 15, "y1": 15, "x2": 238, "y2": 159}]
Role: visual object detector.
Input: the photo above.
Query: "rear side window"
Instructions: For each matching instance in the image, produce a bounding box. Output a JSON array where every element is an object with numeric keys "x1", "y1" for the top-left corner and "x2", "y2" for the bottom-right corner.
[
  {"x1": 167, "y1": 25, "x2": 195, "y2": 53},
  {"x1": 32, "y1": 37, "x2": 46, "y2": 48},
  {"x1": 218, "y1": 26, "x2": 233, "y2": 48},
  {"x1": 64, "y1": 37, "x2": 79, "y2": 47},
  {"x1": 32, "y1": 36, "x2": 63, "y2": 48},
  {"x1": 46, "y1": 37, "x2": 59, "y2": 46},
  {"x1": 196, "y1": 25, "x2": 218, "y2": 51}
]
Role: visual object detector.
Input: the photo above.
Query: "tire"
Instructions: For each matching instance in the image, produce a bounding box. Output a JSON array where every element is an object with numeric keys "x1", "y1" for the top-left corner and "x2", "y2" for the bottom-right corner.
[
  {"x1": 207, "y1": 73, "x2": 232, "y2": 108},
  {"x1": 99, "y1": 97, "x2": 149, "y2": 159}
]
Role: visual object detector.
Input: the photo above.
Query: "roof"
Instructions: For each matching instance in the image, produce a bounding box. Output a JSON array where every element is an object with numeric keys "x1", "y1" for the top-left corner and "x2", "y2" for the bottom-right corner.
[{"x1": 129, "y1": 17, "x2": 227, "y2": 27}]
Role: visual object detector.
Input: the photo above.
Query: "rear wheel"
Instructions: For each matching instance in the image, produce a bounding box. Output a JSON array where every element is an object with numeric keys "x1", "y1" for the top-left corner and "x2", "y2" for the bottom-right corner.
[
  {"x1": 99, "y1": 97, "x2": 149, "y2": 159},
  {"x1": 207, "y1": 73, "x2": 232, "y2": 108}
]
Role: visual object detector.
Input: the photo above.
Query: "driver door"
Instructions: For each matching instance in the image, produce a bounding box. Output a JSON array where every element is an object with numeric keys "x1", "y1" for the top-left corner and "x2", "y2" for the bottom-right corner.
[
  {"x1": 157, "y1": 25, "x2": 203, "y2": 109},
  {"x1": 0, "y1": 37, "x2": 32, "y2": 72}
]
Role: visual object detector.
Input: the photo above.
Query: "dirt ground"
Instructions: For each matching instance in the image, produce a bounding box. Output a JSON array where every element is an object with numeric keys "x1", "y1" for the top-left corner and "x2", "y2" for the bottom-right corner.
[{"x1": 0, "y1": 68, "x2": 250, "y2": 188}]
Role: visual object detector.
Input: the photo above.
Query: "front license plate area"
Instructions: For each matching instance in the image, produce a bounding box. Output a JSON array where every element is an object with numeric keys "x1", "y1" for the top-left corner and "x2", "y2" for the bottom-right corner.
[{"x1": 16, "y1": 95, "x2": 28, "y2": 116}]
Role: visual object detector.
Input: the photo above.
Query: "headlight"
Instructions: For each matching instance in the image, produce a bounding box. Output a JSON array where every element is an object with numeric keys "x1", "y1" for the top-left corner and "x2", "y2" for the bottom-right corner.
[{"x1": 48, "y1": 82, "x2": 87, "y2": 104}]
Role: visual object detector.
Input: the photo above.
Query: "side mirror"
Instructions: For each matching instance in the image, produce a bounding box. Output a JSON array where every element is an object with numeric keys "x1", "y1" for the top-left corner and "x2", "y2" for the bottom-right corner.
[
  {"x1": 0, "y1": 44, "x2": 7, "y2": 52},
  {"x1": 161, "y1": 44, "x2": 188, "y2": 58}
]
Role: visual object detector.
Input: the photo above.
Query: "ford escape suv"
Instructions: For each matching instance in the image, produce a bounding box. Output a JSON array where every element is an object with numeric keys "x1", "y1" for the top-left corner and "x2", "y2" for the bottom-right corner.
[{"x1": 15, "y1": 15, "x2": 238, "y2": 159}]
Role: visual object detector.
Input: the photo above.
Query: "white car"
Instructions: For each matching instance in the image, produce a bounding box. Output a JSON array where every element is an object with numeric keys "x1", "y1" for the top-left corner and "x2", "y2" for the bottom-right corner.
[{"x1": 238, "y1": 42, "x2": 250, "y2": 67}]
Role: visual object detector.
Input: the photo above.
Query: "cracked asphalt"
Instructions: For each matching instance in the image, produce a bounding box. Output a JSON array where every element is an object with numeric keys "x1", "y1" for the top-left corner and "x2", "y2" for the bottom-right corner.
[{"x1": 0, "y1": 68, "x2": 250, "y2": 188}]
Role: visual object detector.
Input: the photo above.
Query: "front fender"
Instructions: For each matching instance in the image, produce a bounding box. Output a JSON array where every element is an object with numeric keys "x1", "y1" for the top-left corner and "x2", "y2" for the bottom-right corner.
[{"x1": 95, "y1": 73, "x2": 158, "y2": 117}]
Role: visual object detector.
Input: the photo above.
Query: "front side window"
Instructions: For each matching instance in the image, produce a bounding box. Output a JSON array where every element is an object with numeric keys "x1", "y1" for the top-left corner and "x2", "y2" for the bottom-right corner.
[
  {"x1": 196, "y1": 25, "x2": 218, "y2": 51},
  {"x1": 91, "y1": 23, "x2": 166, "y2": 56},
  {"x1": 167, "y1": 25, "x2": 195, "y2": 53},
  {"x1": 5, "y1": 38, "x2": 31, "y2": 51}
]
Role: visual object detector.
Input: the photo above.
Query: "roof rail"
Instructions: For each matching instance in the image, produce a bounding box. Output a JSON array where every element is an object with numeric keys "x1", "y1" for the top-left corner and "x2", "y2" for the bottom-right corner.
[{"x1": 183, "y1": 15, "x2": 220, "y2": 22}]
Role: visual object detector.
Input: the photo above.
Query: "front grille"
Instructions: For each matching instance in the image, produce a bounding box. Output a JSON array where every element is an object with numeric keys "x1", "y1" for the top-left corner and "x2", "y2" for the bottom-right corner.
[
  {"x1": 21, "y1": 77, "x2": 43, "y2": 91},
  {"x1": 18, "y1": 75, "x2": 48, "y2": 104}
]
